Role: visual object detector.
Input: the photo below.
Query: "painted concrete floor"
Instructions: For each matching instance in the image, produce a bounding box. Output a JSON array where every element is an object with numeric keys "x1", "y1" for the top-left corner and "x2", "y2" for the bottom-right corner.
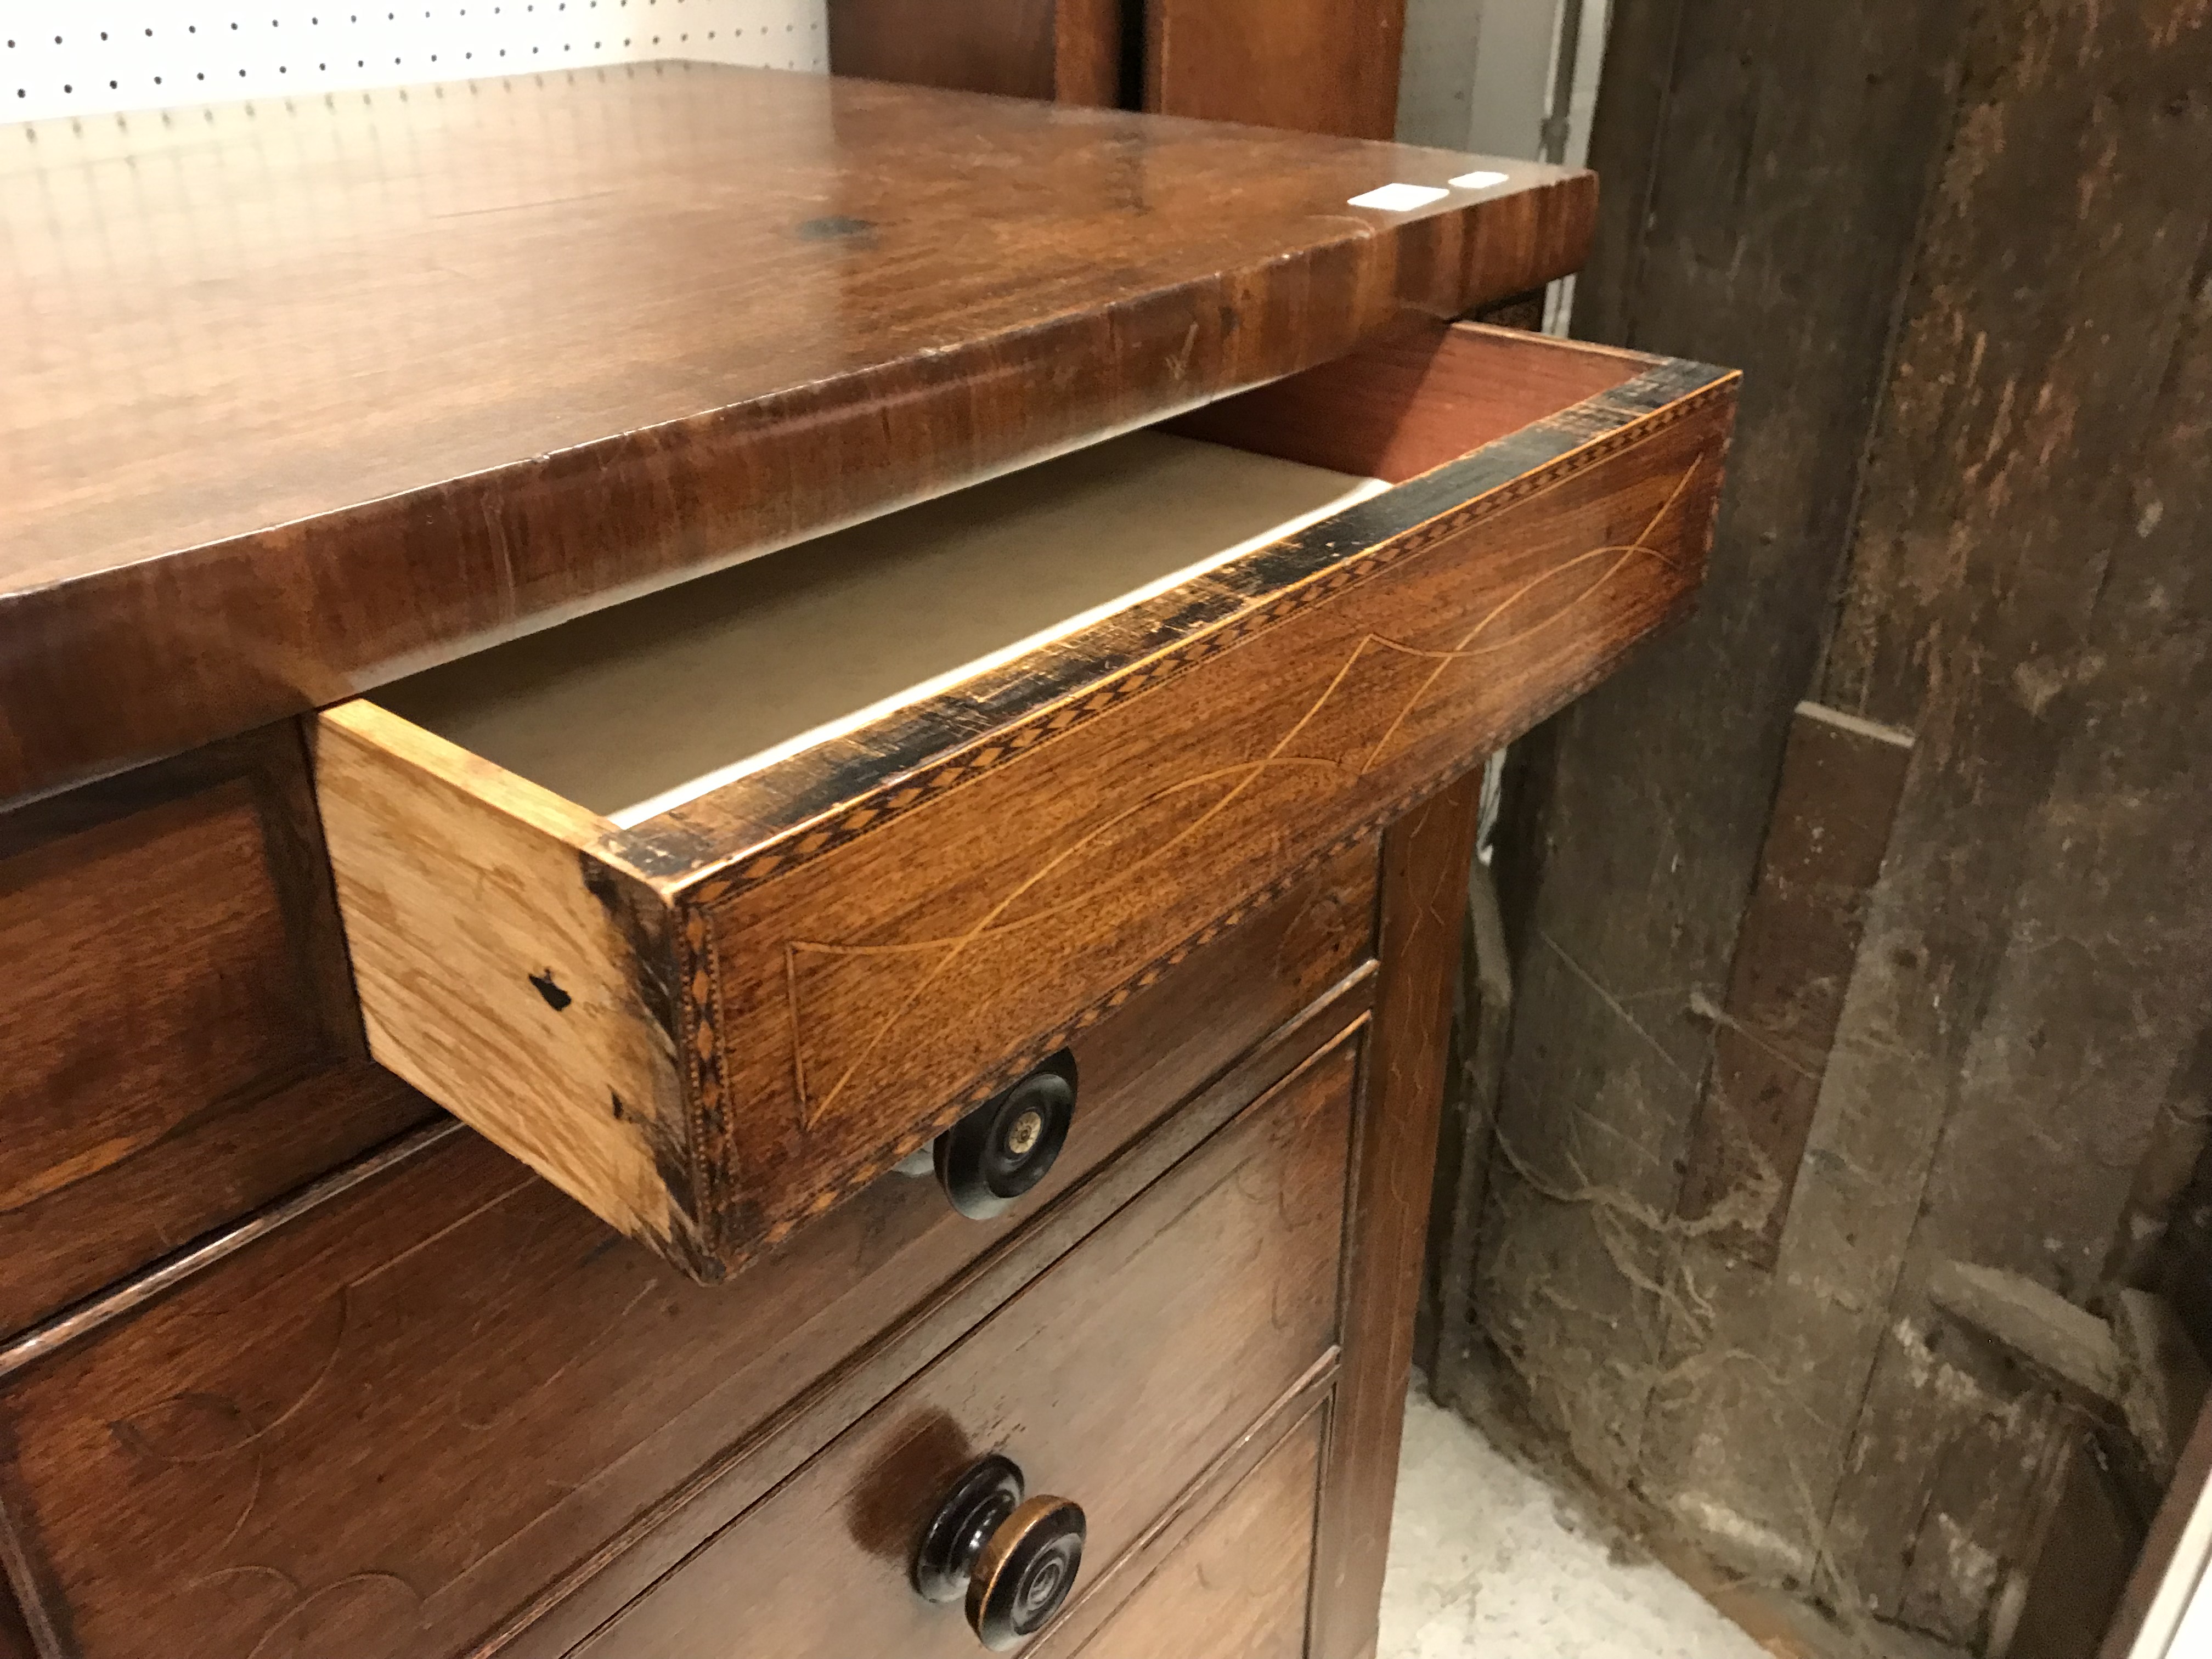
[{"x1": 1379, "y1": 1389, "x2": 1771, "y2": 1659}]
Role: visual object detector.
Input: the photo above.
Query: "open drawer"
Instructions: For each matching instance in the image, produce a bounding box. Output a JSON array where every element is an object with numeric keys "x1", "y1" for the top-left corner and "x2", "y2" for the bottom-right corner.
[{"x1": 314, "y1": 321, "x2": 1737, "y2": 1280}]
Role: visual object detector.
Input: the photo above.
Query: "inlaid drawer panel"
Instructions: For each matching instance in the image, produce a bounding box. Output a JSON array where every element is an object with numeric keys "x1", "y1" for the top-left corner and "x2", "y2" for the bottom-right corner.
[
  {"x1": 0, "y1": 725, "x2": 434, "y2": 1338},
  {"x1": 571, "y1": 1035, "x2": 1359, "y2": 1658},
  {"x1": 314, "y1": 321, "x2": 1736, "y2": 1281},
  {"x1": 0, "y1": 848, "x2": 1375, "y2": 1659}
]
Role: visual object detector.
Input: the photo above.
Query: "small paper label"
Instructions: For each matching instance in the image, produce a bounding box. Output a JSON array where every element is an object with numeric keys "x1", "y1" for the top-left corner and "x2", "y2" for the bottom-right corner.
[
  {"x1": 1449, "y1": 170, "x2": 1510, "y2": 190},
  {"x1": 1346, "y1": 182, "x2": 1451, "y2": 212}
]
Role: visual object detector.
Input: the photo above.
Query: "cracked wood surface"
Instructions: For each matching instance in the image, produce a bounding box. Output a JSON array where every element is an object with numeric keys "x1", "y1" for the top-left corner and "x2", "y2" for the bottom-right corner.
[{"x1": 1475, "y1": 0, "x2": 2212, "y2": 1648}]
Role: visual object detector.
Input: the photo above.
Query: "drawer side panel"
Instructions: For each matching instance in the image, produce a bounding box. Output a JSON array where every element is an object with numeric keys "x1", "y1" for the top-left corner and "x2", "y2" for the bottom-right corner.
[{"x1": 314, "y1": 702, "x2": 708, "y2": 1271}]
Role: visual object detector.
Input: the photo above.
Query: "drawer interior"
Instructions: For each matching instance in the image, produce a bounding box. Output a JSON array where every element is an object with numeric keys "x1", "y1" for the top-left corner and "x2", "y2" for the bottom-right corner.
[
  {"x1": 362, "y1": 323, "x2": 1651, "y2": 834},
  {"x1": 376, "y1": 434, "x2": 1391, "y2": 827}
]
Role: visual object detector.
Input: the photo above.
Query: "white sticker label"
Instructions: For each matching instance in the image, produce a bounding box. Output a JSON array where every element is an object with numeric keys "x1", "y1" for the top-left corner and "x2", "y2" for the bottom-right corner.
[
  {"x1": 1449, "y1": 170, "x2": 1511, "y2": 190},
  {"x1": 1346, "y1": 183, "x2": 1451, "y2": 212}
]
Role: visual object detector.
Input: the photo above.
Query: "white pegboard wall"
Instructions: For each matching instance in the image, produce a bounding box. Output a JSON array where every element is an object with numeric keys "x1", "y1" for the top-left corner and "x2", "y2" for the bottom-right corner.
[{"x1": 1, "y1": 0, "x2": 828, "y2": 123}]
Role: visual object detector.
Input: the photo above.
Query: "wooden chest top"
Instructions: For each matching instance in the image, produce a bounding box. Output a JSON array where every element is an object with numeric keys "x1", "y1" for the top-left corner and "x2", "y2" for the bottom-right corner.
[{"x1": 0, "y1": 63, "x2": 1593, "y2": 806}]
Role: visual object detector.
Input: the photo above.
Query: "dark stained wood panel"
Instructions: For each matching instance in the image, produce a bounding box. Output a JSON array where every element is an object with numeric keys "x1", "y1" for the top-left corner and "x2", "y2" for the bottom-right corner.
[
  {"x1": 827, "y1": 0, "x2": 1123, "y2": 104},
  {"x1": 1478, "y1": 0, "x2": 2212, "y2": 1641},
  {"x1": 1147, "y1": 0, "x2": 1407, "y2": 141},
  {"x1": 571, "y1": 1037, "x2": 1357, "y2": 1658},
  {"x1": 0, "y1": 64, "x2": 1595, "y2": 809},
  {"x1": 0, "y1": 724, "x2": 435, "y2": 1338},
  {"x1": 1673, "y1": 701, "x2": 1914, "y2": 1261},
  {"x1": 0, "y1": 850, "x2": 1376, "y2": 1659},
  {"x1": 1810, "y1": 0, "x2": 2212, "y2": 1624},
  {"x1": 1073, "y1": 1412, "x2": 1323, "y2": 1659}
]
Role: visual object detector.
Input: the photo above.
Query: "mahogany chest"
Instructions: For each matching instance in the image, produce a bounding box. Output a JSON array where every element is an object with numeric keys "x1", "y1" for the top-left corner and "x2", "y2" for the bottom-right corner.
[{"x1": 0, "y1": 64, "x2": 1733, "y2": 1659}]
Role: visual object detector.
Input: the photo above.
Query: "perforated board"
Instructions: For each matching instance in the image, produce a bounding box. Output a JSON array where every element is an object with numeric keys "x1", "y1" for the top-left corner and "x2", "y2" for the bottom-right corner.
[{"x1": 2, "y1": 0, "x2": 827, "y2": 123}]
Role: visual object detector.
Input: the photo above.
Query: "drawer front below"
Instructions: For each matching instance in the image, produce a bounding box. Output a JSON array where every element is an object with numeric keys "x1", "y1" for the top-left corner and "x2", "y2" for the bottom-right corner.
[
  {"x1": 0, "y1": 724, "x2": 432, "y2": 1338},
  {"x1": 576, "y1": 1035, "x2": 1358, "y2": 1658},
  {"x1": 0, "y1": 851, "x2": 1371, "y2": 1659},
  {"x1": 1064, "y1": 1412, "x2": 1324, "y2": 1659}
]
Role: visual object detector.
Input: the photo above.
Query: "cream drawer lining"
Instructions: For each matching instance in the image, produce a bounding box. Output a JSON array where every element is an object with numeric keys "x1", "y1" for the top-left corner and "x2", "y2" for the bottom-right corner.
[{"x1": 376, "y1": 432, "x2": 1386, "y2": 827}]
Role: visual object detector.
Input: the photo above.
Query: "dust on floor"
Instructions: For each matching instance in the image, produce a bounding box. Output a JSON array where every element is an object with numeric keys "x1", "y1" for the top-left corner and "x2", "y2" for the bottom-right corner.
[{"x1": 1381, "y1": 1387, "x2": 1772, "y2": 1659}]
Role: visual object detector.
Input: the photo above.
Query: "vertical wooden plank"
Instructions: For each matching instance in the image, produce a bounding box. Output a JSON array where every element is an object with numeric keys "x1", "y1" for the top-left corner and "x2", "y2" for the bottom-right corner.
[
  {"x1": 1455, "y1": 0, "x2": 2212, "y2": 1644},
  {"x1": 1674, "y1": 702, "x2": 1914, "y2": 1261},
  {"x1": 1806, "y1": 2, "x2": 2212, "y2": 1628},
  {"x1": 2101, "y1": 1402, "x2": 2212, "y2": 1659},
  {"x1": 825, "y1": 0, "x2": 1122, "y2": 106},
  {"x1": 1308, "y1": 771, "x2": 1483, "y2": 1659},
  {"x1": 1052, "y1": 0, "x2": 1125, "y2": 105},
  {"x1": 1146, "y1": 0, "x2": 1407, "y2": 141},
  {"x1": 1480, "y1": 0, "x2": 1977, "y2": 1511},
  {"x1": 1996, "y1": 1424, "x2": 2143, "y2": 1659}
]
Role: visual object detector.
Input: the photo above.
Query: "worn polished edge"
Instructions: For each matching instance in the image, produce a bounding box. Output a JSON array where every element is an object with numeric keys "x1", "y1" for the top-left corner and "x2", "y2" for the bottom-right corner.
[{"x1": 0, "y1": 1118, "x2": 463, "y2": 1381}]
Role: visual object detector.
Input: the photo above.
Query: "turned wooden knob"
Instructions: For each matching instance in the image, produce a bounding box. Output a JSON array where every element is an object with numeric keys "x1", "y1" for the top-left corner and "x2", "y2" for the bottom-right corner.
[
  {"x1": 934, "y1": 1052, "x2": 1077, "y2": 1221},
  {"x1": 913, "y1": 1454, "x2": 1086, "y2": 1650}
]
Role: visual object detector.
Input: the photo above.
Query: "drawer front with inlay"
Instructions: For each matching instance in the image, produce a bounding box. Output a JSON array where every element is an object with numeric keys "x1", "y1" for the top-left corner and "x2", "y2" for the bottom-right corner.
[
  {"x1": 0, "y1": 851, "x2": 1374, "y2": 1659},
  {"x1": 571, "y1": 1035, "x2": 1359, "y2": 1659},
  {"x1": 314, "y1": 322, "x2": 1736, "y2": 1280}
]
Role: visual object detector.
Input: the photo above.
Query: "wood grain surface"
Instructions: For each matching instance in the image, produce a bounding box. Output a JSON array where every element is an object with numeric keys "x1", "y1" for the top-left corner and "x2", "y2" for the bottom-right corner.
[
  {"x1": 1484, "y1": 0, "x2": 2212, "y2": 1640},
  {"x1": 1672, "y1": 702, "x2": 1915, "y2": 1262},
  {"x1": 0, "y1": 724, "x2": 433, "y2": 1339},
  {"x1": 314, "y1": 702, "x2": 714, "y2": 1273},
  {"x1": 1070, "y1": 1413, "x2": 1324, "y2": 1659},
  {"x1": 571, "y1": 1036, "x2": 1358, "y2": 1658},
  {"x1": 0, "y1": 850, "x2": 1376, "y2": 1659},
  {"x1": 0, "y1": 63, "x2": 1594, "y2": 810}
]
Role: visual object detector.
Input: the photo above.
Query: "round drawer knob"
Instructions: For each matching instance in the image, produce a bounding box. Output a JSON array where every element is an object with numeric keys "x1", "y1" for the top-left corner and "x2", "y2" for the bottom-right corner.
[
  {"x1": 934, "y1": 1052, "x2": 1077, "y2": 1221},
  {"x1": 913, "y1": 1454, "x2": 1087, "y2": 1651}
]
